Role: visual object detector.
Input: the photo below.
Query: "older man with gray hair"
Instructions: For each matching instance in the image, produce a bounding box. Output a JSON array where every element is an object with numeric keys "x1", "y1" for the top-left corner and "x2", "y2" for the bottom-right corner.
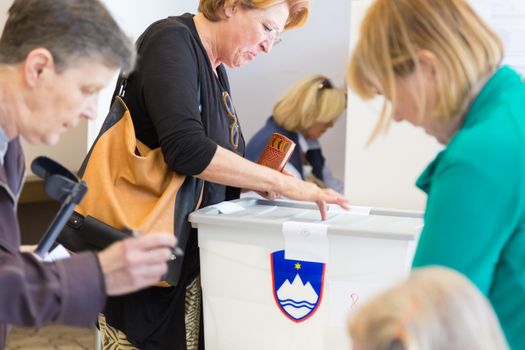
[{"x1": 0, "y1": 1, "x2": 176, "y2": 348}]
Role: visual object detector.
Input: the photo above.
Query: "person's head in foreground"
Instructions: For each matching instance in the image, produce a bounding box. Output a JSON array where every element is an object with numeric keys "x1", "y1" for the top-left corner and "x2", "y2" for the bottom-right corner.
[
  {"x1": 273, "y1": 75, "x2": 346, "y2": 140},
  {"x1": 347, "y1": 0, "x2": 503, "y2": 144},
  {"x1": 348, "y1": 267, "x2": 509, "y2": 350},
  {"x1": 0, "y1": 0, "x2": 135, "y2": 146}
]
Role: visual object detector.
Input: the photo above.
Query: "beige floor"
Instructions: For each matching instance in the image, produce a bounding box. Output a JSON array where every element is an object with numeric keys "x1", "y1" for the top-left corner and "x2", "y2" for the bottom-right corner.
[{"x1": 6, "y1": 325, "x2": 97, "y2": 350}]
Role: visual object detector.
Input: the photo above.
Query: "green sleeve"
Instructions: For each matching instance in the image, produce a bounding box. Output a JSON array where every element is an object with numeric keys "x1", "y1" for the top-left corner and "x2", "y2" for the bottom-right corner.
[{"x1": 412, "y1": 158, "x2": 514, "y2": 294}]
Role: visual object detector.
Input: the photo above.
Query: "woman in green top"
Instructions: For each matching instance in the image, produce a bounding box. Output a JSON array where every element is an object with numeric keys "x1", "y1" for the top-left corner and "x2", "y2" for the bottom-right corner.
[{"x1": 348, "y1": 0, "x2": 524, "y2": 349}]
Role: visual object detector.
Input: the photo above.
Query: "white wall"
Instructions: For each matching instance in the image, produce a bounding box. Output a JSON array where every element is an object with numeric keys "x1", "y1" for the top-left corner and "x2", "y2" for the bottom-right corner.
[
  {"x1": 471, "y1": 0, "x2": 525, "y2": 74},
  {"x1": 0, "y1": 2, "x2": 9, "y2": 30}
]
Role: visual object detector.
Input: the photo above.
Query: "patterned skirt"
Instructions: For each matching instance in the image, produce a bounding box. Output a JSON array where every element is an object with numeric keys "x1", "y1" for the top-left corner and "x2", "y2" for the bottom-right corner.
[{"x1": 98, "y1": 276, "x2": 202, "y2": 350}]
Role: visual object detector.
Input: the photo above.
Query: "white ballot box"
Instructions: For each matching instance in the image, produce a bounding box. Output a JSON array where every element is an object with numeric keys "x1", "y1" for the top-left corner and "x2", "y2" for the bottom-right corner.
[{"x1": 189, "y1": 199, "x2": 423, "y2": 350}]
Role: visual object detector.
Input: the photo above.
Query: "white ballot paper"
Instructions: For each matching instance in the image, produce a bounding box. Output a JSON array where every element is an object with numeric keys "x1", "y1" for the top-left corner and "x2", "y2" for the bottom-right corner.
[
  {"x1": 348, "y1": 205, "x2": 372, "y2": 216},
  {"x1": 43, "y1": 244, "x2": 71, "y2": 262},
  {"x1": 212, "y1": 201, "x2": 245, "y2": 214},
  {"x1": 282, "y1": 221, "x2": 329, "y2": 263}
]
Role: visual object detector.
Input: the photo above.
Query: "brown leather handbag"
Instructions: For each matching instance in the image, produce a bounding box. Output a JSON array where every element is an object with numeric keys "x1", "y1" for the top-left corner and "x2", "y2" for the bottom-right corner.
[{"x1": 59, "y1": 96, "x2": 203, "y2": 287}]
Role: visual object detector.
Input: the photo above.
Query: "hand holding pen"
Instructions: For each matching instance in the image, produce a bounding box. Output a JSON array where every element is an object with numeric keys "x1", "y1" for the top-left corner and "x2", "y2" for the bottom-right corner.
[
  {"x1": 97, "y1": 231, "x2": 180, "y2": 296},
  {"x1": 123, "y1": 228, "x2": 184, "y2": 260}
]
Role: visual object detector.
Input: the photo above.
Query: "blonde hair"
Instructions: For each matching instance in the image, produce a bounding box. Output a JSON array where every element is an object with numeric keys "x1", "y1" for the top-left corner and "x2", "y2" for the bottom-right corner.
[
  {"x1": 273, "y1": 75, "x2": 347, "y2": 132},
  {"x1": 198, "y1": 0, "x2": 309, "y2": 29},
  {"x1": 347, "y1": 0, "x2": 503, "y2": 139},
  {"x1": 348, "y1": 267, "x2": 509, "y2": 350}
]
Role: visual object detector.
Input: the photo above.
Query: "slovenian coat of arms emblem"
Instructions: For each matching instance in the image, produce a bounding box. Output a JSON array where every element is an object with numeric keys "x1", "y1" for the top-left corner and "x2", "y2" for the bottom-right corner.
[{"x1": 270, "y1": 250, "x2": 325, "y2": 322}]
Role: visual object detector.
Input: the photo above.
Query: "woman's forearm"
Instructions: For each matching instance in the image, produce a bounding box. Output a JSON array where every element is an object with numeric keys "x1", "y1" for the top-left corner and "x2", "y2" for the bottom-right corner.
[
  {"x1": 197, "y1": 146, "x2": 349, "y2": 219},
  {"x1": 197, "y1": 146, "x2": 285, "y2": 194}
]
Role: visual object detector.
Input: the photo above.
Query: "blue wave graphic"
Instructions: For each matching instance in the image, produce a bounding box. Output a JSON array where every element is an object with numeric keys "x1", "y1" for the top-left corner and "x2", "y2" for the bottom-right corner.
[
  {"x1": 280, "y1": 303, "x2": 315, "y2": 312},
  {"x1": 278, "y1": 299, "x2": 316, "y2": 308}
]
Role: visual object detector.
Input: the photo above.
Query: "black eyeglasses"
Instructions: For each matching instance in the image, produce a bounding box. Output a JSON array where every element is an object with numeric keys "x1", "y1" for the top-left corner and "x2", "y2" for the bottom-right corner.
[{"x1": 222, "y1": 91, "x2": 240, "y2": 150}]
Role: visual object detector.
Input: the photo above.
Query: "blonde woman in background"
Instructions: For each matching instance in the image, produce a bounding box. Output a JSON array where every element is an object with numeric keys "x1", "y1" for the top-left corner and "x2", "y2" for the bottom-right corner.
[
  {"x1": 348, "y1": 267, "x2": 509, "y2": 350},
  {"x1": 246, "y1": 75, "x2": 347, "y2": 192},
  {"x1": 348, "y1": 0, "x2": 525, "y2": 348}
]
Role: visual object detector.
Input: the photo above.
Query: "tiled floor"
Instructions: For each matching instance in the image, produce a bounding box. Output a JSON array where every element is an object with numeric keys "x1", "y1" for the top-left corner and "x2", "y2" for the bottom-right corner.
[{"x1": 6, "y1": 325, "x2": 97, "y2": 350}]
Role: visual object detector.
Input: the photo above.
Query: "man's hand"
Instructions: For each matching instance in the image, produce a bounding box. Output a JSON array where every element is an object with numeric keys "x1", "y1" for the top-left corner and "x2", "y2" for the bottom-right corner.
[
  {"x1": 97, "y1": 233, "x2": 176, "y2": 296},
  {"x1": 20, "y1": 245, "x2": 38, "y2": 253}
]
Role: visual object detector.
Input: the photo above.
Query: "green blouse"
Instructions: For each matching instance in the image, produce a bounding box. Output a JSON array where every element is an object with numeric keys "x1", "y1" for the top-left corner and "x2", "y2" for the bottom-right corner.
[{"x1": 412, "y1": 66, "x2": 525, "y2": 349}]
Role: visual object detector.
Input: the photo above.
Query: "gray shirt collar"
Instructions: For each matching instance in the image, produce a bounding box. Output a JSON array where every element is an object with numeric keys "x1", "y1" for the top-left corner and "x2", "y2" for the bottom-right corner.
[{"x1": 0, "y1": 127, "x2": 8, "y2": 166}]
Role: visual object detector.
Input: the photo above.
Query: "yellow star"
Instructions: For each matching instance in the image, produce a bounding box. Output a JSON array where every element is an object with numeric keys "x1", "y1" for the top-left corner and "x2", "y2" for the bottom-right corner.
[{"x1": 295, "y1": 262, "x2": 301, "y2": 270}]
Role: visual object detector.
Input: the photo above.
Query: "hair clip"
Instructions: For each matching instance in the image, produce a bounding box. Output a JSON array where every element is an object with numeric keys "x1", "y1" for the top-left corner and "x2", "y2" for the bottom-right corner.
[{"x1": 319, "y1": 78, "x2": 333, "y2": 90}]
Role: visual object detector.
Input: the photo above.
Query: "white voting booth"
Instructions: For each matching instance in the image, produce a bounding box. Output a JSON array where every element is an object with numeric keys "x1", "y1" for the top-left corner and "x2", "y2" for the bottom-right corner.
[{"x1": 189, "y1": 199, "x2": 423, "y2": 350}]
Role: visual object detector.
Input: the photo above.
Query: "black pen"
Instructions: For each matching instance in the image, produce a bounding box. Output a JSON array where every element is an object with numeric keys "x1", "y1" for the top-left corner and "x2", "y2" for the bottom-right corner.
[
  {"x1": 124, "y1": 228, "x2": 184, "y2": 260},
  {"x1": 170, "y1": 246, "x2": 185, "y2": 260}
]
